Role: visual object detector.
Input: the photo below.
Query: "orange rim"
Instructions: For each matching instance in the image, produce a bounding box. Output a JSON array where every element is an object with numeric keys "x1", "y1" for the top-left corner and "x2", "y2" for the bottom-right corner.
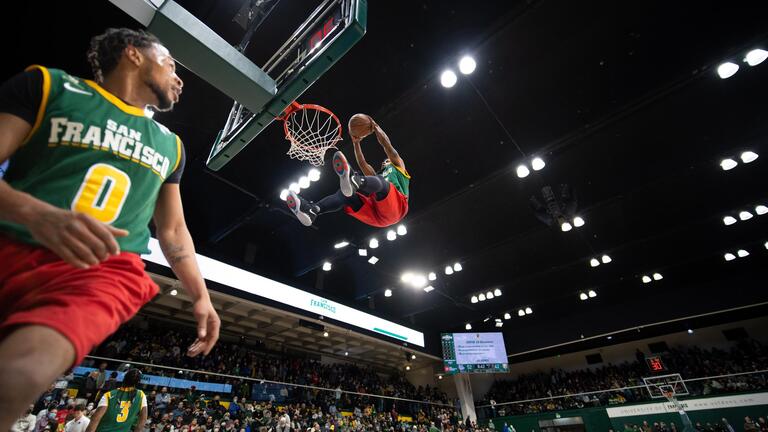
[{"x1": 280, "y1": 102, "x2": 343, "y2": 143}]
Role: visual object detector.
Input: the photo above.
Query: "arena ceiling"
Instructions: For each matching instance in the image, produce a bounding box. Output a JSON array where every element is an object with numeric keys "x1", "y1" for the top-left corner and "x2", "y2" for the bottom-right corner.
[{"x1": 5, "y1": 1, "x2": 768, "y2": 360}]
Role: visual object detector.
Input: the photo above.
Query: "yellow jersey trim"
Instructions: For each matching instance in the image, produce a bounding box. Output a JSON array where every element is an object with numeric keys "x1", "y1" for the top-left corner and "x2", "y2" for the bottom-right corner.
[
  {"x1": 83, "y1": 80, "x2": 146, "y2": 117},
  {"x1": 392, "y1": 164, "x2": 411, "y2": 179},
  {"x1": 22, "y1": 65, "x2": 51, "y2": 146},
  {"x1": 172, "y1": 135, "x2": 182, "y2": 174}
]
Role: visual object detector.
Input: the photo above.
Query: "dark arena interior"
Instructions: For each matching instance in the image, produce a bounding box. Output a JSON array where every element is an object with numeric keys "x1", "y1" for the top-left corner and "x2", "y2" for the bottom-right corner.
[{"x1": 1, "y1": 2, "x2": 767, "y2": 432}]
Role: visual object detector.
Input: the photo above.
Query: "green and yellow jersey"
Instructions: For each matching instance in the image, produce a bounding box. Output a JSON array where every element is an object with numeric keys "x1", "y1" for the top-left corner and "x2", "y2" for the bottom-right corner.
[
  {"x1": 381, "y1": 163, "x2": 410, "y2": 197},
  {"x1": 97, "y1": 387, "x2": 147, "y2": 432},
  {"x1": 0, "y1": 66, "x2": 184, "y2": 253}
]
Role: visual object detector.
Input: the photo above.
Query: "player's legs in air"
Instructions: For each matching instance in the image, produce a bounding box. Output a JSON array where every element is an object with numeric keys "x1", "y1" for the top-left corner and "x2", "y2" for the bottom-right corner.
[{"x1": 286, "y1": 151, "x2": 390, "y2": 226}]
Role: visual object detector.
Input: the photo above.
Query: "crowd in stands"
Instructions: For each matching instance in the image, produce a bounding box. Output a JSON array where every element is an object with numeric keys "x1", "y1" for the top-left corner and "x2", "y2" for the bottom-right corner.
[
  {"x1": 481, "y1": 340, "x2": 768, "y2": 417},
  {"x1": 606, "y1": 416, "x2": 768, "y2": 432}
]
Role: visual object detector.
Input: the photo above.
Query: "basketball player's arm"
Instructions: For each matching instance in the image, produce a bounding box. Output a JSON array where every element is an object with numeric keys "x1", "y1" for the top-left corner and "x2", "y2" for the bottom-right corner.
[
  {"x1": 134, "y1": 407, "x2": 148, "y2": 432},
  {"x1": 84, "y1": 406, "x2": 106, "y2": 432},
  {"x1": 351, "y1": 136, "x2": 376, "y2": 176},
  {"x1": 153, "y1": 183, "x2": 220, "y2": 356},
  {"x1": 0, "y1": 114, "x2": 126, "y2": 268},
  {"x1": 371, "y1": 122, "x2": 405, "y2": 171}
]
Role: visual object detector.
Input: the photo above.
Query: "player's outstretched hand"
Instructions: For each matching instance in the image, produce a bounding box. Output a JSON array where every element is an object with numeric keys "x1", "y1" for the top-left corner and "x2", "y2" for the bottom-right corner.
[
  {"x1": 188, "y1": 297, "x2": 220, "y2": 357},
  {"x1": 27, "y1": 207, "x2": 128, "y2": 269}
]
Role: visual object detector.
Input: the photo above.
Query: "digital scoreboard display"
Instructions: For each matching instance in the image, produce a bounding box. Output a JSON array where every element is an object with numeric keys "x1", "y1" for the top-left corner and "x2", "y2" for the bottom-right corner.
[
  {"x1": 441, "y1": 332, "x2": 509, "y2": 375},
  {"x1": 646, "y1": 356, "x2": 666, "y2": 372}
]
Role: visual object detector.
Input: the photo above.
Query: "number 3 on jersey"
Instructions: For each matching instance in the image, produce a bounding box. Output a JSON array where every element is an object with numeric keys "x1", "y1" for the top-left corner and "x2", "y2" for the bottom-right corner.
[{"x1": 72, "y1": 163, "x2": 131, "y2": 224}]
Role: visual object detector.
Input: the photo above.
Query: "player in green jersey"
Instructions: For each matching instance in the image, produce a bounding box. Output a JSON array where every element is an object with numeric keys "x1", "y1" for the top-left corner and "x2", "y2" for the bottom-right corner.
[
  {"x1": 287, "y1": 117, "x2": 411, "y2": 228},
  {"x1": 0, "y1": 29, "x2": 220, "y2": 428},
  {"x1": 86, "y1": 369, "x2": 147, "y2": 432}
]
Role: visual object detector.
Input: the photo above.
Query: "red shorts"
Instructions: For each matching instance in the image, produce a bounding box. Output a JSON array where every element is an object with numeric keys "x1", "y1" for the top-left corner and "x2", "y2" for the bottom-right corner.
[
  {"x1": 344, "y1": 183, "x2": 409, "y2": 227},
  {"x1": 0, "y1": 234, "x2": 158, "y2": 365}
]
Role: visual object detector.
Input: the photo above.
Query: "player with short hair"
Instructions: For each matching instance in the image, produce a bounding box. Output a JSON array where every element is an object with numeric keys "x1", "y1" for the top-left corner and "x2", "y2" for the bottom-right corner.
[
  {"x1": 85, "y1": 369, "x2": 146, "y2": 432},
  {"x1": 0, "y1": 28, "x2": 220, "y2": 428},
  {"x1": 287, "y1": 117, "x2": 410, "y2": 227}
]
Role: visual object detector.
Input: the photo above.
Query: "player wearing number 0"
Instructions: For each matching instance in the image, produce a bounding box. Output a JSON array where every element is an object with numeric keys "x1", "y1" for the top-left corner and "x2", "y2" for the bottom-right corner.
[
  {"x1": 85, "y1": 369, "x2": 147, "y2": 432},
  {"x1": 0, "y1": 28, "x2": 220, "y2": 426},
  {"x1": 286, "y1": 116, "x2": 410, "y2": 227}
]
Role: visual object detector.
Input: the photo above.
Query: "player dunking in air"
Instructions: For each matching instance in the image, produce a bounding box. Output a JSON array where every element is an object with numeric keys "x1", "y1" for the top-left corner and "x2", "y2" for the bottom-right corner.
[
  {"x1": 85, "y1": 369, "x2": 147, "y2": 432},
  {"x1": 287, "y1": 116, "x2": 410, "y2": 227},
  {"x1": 0, "y1": 28, "x2": 220, "y2": 426}
]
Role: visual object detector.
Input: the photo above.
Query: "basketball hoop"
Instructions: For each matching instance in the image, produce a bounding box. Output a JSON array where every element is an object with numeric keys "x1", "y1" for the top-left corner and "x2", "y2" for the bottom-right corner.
[{"x1": 279, "y1": 102, "x2": 342, "y2": 166}]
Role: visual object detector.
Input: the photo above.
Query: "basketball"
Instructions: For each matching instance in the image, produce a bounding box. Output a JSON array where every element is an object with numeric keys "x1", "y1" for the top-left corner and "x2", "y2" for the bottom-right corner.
[{"x1": 348, "y1": 113, "x2": 374, "y2": 138}]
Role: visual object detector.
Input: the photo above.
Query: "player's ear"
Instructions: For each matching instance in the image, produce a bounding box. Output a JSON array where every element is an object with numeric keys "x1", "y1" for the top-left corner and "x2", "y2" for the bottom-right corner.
[{"x1": 124, "y1": 45, "x2": 144, "y2": 68}]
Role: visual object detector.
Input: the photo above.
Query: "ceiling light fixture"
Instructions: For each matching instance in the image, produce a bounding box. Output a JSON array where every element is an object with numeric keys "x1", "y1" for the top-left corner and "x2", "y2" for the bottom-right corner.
[
  {"x1": 334, "y1": 241, "x2": 349, "y2": 249},
  {"x1": 386, "y1": 230, "x2": 397, "y2": 241},
  {"x1": 423, "y1": 285, "x2": 434, "y2": 293},
  {"x1": 428, "y1": 272, "x2": 437, "y2": 281},
  {"x1": 494, "y1": 288, "x2": 502, "y2": 296},
  {"x1": 717, "y1": 62, "x2": 739, "y2": 79},
  {"x1": 440, "y1": 69, "x2": 458, "y2": 88},
  {"x1": 458, "y1": 55, "x2": 477, "y2": 75},
  {"x1": 740, "y1": 151, "x2": 759, "y2": 163},
  {"x1": 397, "y1": 224, "x2": 407, "y2": 236},
  {"x1": 601, "y1": 255, "x2": 612, "y2": 264},
  {"x1": 531, "y1": 157, "x2": 546, "y2": 171},
  {"x1": 739, "y1": 211, "x2": 754, "y2": 221},
  {"x1": 744, "y1": 49, "x2": 768, "y2": 66},
  {"x1": 358, "y1": 249, "x2": 368, "y2": 256},
  {"x1": 724, "y1": 252, "x2": 736, "y2": 261},
  {"x1": 590, "y1": 258, "x2": 600, "y2": 267},
  {"x1": 573, "y1": 216, "x2": 585, "y2": 227},
  {"x1": 579, "y1": 292, "x2": 588, "y2": 301},
  {"x1": 368, "y1": 256, "x2": 379, "y2": 265},
  {"x1": 737, "y1": 249, "x2": 749, "y2": 258},
  {"x1": 465, "y1": 323, "x2": 472, "y2": 330},
  {"x1": 723, "y1": 216, "x2": 737, "y2": 226},
  {"x1": 384, "y1": 289, "x2": 392, "y2": 297},
  {"x1": 453, "y1": 262, "x2": 463, "y2": 272},
  {"x1": 445, "y1": 266, "x2": 454, "y2": 275},
  {"x1": 308, "y1": 168, "x2": 321, "y2": 182},
  {"x1": 720, "y1": 158, "x2": 738, "y2": 171},
  {"x1": 561, "y1": 222, "x2": 573, "y2": 232},
  {"x1": 322, "y1": 262, "x2": 332, "y2": 271},
  {"x1": 588, "y1": 289, "x2": 597, "y2": 298},
  {"x1": 471, "y1": 295, "x2": 478, "y2": 304},
  {"x1": 516, "y1": 164, "x2": 530, "y2": 178},
  {"x1": 755, "y1": 205, "x2": 768, "y2": 216}
]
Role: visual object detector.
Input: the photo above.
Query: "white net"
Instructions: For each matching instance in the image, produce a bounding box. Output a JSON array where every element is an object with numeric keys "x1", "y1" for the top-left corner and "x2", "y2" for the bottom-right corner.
[{"x1": 284, "y1": 105, "x2": 342, "y2": 166}]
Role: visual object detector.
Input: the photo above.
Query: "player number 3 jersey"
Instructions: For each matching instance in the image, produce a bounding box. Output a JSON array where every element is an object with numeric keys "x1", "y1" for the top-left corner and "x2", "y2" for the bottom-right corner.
[{"x1": 0, "y1": 66, "x2": 182, "y2": 254}]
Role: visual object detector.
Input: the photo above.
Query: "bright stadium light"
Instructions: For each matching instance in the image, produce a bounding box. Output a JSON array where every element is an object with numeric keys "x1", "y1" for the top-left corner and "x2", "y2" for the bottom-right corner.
[
  {"x1": 717, "y1": 62, "x2": 739, "y2": 79},
  {"x1": 323, "y1": 331, "x2": 329, "y2": 337},
  {"x1": 744, "y1": 49, "x2": 768, "y2": 66},
  {"x1": 478, "y1": 293, "x2": 486, "y2": 301},
  {"x1": 440, "y1": 69, "x2": 458, "y2": 88},
  {"x1": 386, "y1": 230, "x2": 397, "y2": 241},
  {"x1": 345, "y1": 351, "x2": 349, "y2": 356},
  {"x1": 411, "y1": 354, "x2": 417, "y2": 360},
  {"x1": 737, "y1": 249, "x2": 749, "y2": 258},
  {"x1": 369, "y1": 238, "x2": 379, "y2": 249},
  {"x1": 458, "y1": 55, "x2": 476, "y2": 75},
  {"x1": 495, "y1": 322, "x2": 503, "y2": 328},
  {"x1": 308, "y1": 168, "x2": 321, "y2": 182},
  {"x1": 739, "y1": 211, "x2": 753, "y2": 221},
  {"x1": 486, "y1": 291, "x2": 494, "y2": 299},
  {"x1": 279, "y1": 189, "x2": 289, "y2": 201},
  {"x1": 170, "y1": 289, "x2": 178, "y2": 296},
  {"x1": 423, "y1": 285, "x2": 434, "y2": 293},
  {"x1": 445, "y1": 266, "x2": 454, "y2": 275},
  {"x1": 289, "y1": 182, "x2": 300, "y2": 193},
  {"x1": 740, "y1": 151, "x2": 759, "y2": 163},
  {"x1": 525, "y1": 307, "x2": 533, "y2": 315},
  {"x1": 687, "y1": 329, "x2": 694, "y2": 334},
  {"x1": 334, "y1": 241, "x2": 349, "y2": 249},
  {"x1": 516, "y1": 164, "x2": 530, "y2": 178},
  {"x1": 465, "y1": 323, "x2": 472, "y2": 330},
  {"x1": 368, "y1": 256, "x2": 379, "y2": 265},
  {"x1": 561, "y1": 222, "x2": 573, "y2": 232},
  {"x1": 504, "y1": 313, "x2": 511, "y2": 320},
  {"x1": 384, "y1": 289, "x2": 392, "y2": 297},
  {"x1": 405, "y1": 365, "x2": 411, "y2": 371},
  {"x1": 724, "y1": 252, "x2": 736, "y2": 261},
  {"x1": 494, "y1": 288, "x2": 502, "y2": 297},
  {"x1": 401, "y1": 272, "x2": 413, "y2": 283},
  {"x1": 531, "y1": 157, "x2": 546, "y2": 171},
  {"x1": 588, "y1": 289, "x2": 597, "y2": 298},
  {"x1": 298, "y1": 176, "x2": 310, "y2": 189},
  {"x1": 579, "y1": 292, "x2": 588, "y2": 301},
  {"x1": 411, "y1": 274, "x2": 427, "y2": 288},
  {"x1": 756, "y1": 205, "x2": 768, "y2": 216},
  {"x1": 471, "y1": 295, "x2": 478, "y2": 304},
  {"x1": 397, "y1": 224, "x2": 407, "y2": 236},
  {"x1": 358, "y1": 249, "x2": 368, "y2": 256},
  {"x1": 590, "y1": 258, "x2": 600, "y2": 267},
  {"x1": 642, "y1": 275, "x2": 652, "y2": 284},
  {"x1": 653, "y1": 272, "x2": 663, "y2": 281},
  {"x1": 453, "y1": 262, "x2": 463, "y2": 272},
  {"x1": 573, "y1": 216, "x2": 585, "y2": 227},
  {"x1": 517, "y1": 309, "x2": 525, "y2": 317},
  {"x1": 428, "y1": 272, "x2": 437, "y2": 281},
  {"x1": 723, "y1": 216, "x2": 737, "y2": 226},
  {"x1": 322, "y1": 262, "x2": 332, "y2": 271},
  {"x1": 720, "y1": 158, "x2": 738, "y2": 171},
  {"x1": 601, "y1": 255, "x2": 612, "y2": 264}
]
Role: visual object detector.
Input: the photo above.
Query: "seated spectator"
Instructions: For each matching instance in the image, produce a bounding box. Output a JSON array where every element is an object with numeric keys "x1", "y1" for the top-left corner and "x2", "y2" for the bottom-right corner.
[
  {"x1": 64, "y1": 405, "x2": 89, "y2": 432},
  {"x1": 11, "y1": 405, "x2": 36, "y2": 432}
]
